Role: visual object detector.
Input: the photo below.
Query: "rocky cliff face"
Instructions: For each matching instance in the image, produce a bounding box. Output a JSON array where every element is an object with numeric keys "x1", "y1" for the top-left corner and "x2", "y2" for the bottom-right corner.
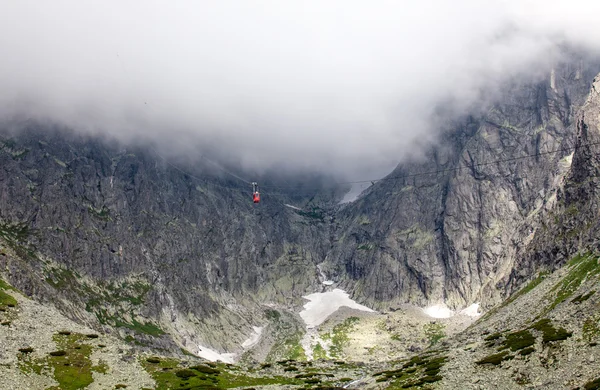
[
  {"x1": 1, "y1": 59, "x2": 600, "y2": 357},
  {"x1": 0, "y1": 125, "x2": 336, "y2": 353},
  {"x1": 324, "y1": 59, "x2": 600, "y2": 310},
  {"x1": 510, "y1": 72, "x2": 600, "y2": 286}
]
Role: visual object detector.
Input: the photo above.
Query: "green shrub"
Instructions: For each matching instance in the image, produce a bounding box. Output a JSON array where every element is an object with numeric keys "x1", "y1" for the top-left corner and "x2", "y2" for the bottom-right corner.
[
  {"x1": 519, "y1": 347, "x2": 535, "y2": 356},
  {"x1": 175, "y1": 369, "x2": 197, "y2": 378},
  {"x1": 190, "y1": 365, "x2": 220, "y2": 375},
  {"x1": 531, "y1": 319, "x2": 572, "y2": 343},
  {"x1": 584, "y1": 377, "x2": 600, "y2": 390},
  {"x1": 476, "y1": 351, "x2": 511, "y2": 365},
  {"x1": 502, "y1": 330, "x2": 535, "y2": 351}
]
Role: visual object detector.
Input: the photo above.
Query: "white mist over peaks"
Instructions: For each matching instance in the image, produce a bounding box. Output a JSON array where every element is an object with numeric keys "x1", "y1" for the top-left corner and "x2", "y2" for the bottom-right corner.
[{"x1": 1, "y1": 1, "x2": 600, "y2": 179}]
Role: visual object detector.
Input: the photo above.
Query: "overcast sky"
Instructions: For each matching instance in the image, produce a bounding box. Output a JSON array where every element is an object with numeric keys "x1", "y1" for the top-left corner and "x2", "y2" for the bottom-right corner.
[{"x1": 1, "y1": 1, "x2": 600, "y2": 179}]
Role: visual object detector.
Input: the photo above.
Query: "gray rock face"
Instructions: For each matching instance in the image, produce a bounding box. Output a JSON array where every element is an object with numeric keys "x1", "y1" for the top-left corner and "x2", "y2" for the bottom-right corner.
[
  {"x1": 0, "y1": 126, "x2": 334, "y2": 352},
  {"x1": 511, "y1": 72, "x2": 600, "y2": 287},
  {"x1": 1, "y1": 59, "x2": 600, "y2": 355},
  {"x1": 324, "y1": 60, "x2": 600, "y2": 310}
]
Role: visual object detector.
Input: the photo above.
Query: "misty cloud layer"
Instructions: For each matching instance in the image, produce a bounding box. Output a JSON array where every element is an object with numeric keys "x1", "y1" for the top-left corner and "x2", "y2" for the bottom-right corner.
[{"x1": 1, "y1": 1, "x2": 600, "y2": 179}]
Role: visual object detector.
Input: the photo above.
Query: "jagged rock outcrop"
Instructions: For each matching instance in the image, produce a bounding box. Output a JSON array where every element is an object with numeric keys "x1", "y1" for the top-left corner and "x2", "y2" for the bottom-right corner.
[
  {"x1": 0, "y1": 125, "x2": 335, "y2": 353},
  {"x1": 324, "y1": 60, "x2": 600, "y2": 310},
  {"x1": 509, "y1": 73, "x2": 600, "y2": 286}
]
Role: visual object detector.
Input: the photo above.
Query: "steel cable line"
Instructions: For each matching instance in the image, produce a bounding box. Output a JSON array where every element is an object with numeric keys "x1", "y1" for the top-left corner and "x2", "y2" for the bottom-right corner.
[
  {"x1": 261, "y1": 140, "x2": 600, "y2": 190},
  {"x1": 151, "y1": 140, "x2": 600, "y2": 198}
]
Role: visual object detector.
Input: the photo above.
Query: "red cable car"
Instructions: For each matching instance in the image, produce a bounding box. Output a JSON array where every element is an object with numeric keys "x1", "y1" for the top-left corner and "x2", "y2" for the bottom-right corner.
[{"x1": 252, "y1": 182, "x2": 260, "y2": 203}]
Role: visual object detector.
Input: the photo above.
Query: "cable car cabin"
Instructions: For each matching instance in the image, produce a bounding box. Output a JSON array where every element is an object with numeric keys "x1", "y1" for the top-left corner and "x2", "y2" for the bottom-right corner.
[{"x1": 251, "y1": 182, "x2": 260, "y2": 203}]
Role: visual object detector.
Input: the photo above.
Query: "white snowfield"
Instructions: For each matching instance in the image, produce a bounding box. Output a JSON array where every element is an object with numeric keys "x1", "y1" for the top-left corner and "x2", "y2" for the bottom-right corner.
[
  {"x1": 195, "y1": 345, "x2": 236, "y2": 364},
  {"x1": 299, "y1": 289, "x2": 375, "y2": 328},
  {"x1": 242, "y1": 326, "x2": 264, "y2": 348},
  {"x1": 196, "y1": 326, "x2": 264, "y2": 363},
  {"x1": 423, "y1": 303, "x2": 481, "y2": 319}
]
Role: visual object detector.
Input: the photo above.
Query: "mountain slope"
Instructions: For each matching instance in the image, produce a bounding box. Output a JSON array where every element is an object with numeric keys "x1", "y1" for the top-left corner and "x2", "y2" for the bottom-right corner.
[{"x1": 324, "y1": 59, "x2": 600, "y2": 310}]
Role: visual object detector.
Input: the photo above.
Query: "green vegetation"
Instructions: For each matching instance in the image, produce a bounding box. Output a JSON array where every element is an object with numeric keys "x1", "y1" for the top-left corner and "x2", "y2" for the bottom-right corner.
[
  {"x1": 0, "y1": 221, "x2": 35, "y2": 260},
  {"x1": 87, "y1": 205, "x2": 111, "y2": 220},
  {"x1": 0, "y1": 289, "x2": 17, "y2": 309},
  {"x1": 499, "y1": 330, "x2": 535, "y2": 352},
  {"x1": 519, "y1": 347, "x2": 535, "y2": 356},
  {"x1": 373, "y1": 353, "x2": 447, "y2": 388},
  {"x1": 357, "y1": 216, "x2": 371, "y2": 225},
  {"x1": 265, "y1": 332, "x2": 307, "y2": 362},
  {"x1": 423, "y1": 322, "x2": 445, "y2": 346},
  {"x1": 18, "y1": 332, "x2": 108, "y2": 390},
  {"x1": 546, "y1": 253, "x2": 600, "y2": 312},
  {"x1": 476, "y1": 351, "x2": 512, "y2": 366},
  {"x1": 479, "y1": 272, "x2": 548, "y2": 323},
  {"x1": 530, "y1": 319, "x2": 572, "y2": 343},
  {"x1": 484, "y1": 332, "x2": 503, "y2": 342},
  {"x1": 296, "y1": 207, "x2": 326, "y2": 223},
  {"x1": 46, "y1": 268, "x2": 78, "y2": 290},
  {"x1": 141, "y1": 357, "x2": 304, "y2": 389},
  {"x1": 572, "y1": 290, "x2": 596, "y2": 304},
  {"x1": 357, "y1": 243, "x2": 375, "y2": 250},
  {"x1": 395, "y1": 226, "x2": 434, "y2": 251},
  {"x1": 584, "y1": 377, "x2": 600, "y2": 390},
  {"x1": 321, "y1": 317, "x2": 359, "y2": 358},
  {"x1": 83, "y1": 279, "x2": 161, "y2": 337},
  {"x1": 312, "y1": 343, "x2": 328, "y2": 360},
  {"x1": 583, "y1": 315, "x2": 600, "y2": 342}
]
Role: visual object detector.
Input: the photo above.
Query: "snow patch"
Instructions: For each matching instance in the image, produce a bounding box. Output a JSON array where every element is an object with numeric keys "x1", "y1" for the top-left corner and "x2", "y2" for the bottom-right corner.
[
  {"x1": 299, "y1": 289, "x2": 375, "y2": 328},
  {"x1": 423, "y1": 303, "x2": 482, "y2": 318},
  {"x1": 322, "y1": 280, "x2": 334, "y2": 286},
  {"x1": 196, "y1": 345, "x2": 236, "y2": 364},
  {"x1": 460, "y1": 303, "x2": 481, "y2": 317},
  {"x1": 242, "y1": 326, "x2": 263, "y2": 349},
  {"x1": 423, "y1": 304, "x2": 454, "y2": 319},
  {"x1": 284, "y1": 204, "x2": 302, "y2": 210}
]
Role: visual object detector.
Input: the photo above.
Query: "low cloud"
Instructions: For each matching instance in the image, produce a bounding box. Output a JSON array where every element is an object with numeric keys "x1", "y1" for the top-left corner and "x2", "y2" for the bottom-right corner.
[{"x1": 1, "y1": 1, "x2": 600, "y2": 179}]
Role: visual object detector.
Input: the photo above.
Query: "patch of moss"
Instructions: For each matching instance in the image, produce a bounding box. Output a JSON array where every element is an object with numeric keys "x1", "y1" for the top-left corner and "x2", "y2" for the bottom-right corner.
[
  {"x1": 476, "y1": 351, "x2": 512, "y2": 365},
  {"x1": 501, "y1": 330, "x2": 535, "y2": 351},
  {"x1": 583, "y1": 315, "x2": 600, "y2": 342},
  {"x1": 479, "y1": 272, "x2": 549, "y2": 323},
  {"x1": 424, "y1": 322, "x2": 446, "y2": 346},
  {"x1": 176, "y1": 369, "x2": 197, "y2": 378},
  {"x1": 484, "y1": 332, "x2": 503, "y2": 341},
  {"x1": 142, "y1": 357, "x2": 303, "y2": 389},
  {"x1": 191, "y1": 365, "x2": 220, "y2": 375},
  {"x1": 0, "y1": 278, "x2": 18, "y2": 292},
  {"x1": 296, "y1": 207, "x2": 326, "y2": 223},
  {"x1": 18, "y1": 333, "x2": 108, "y2": 390},
  {"x1": 325, "y1": 317, "x2": 359, "y2": 358},
  {"x1": 519, "y1": 347, "x2": 535, "y2": 356},
  {"x1": 313, "y1": 343, "x2": 328, "y2": 360},
  {"x1": 584, "y1": 377, "x2": 600, "y2": 390},
  {"x1": 530, "y1": 319, "x2": 572, "y2": 343},
  {"x1": 572, "y1": 291, "x2": 596, "y2": 304},
  {"x1": 265, "y1": 309, "x2": 281, "y2": 321},
  {"x1": 0, "y1": 290, "x2": 17, "y2": 309},
  {"x1": 546, "y1": 253, "x2": 600, "y2": 312}
]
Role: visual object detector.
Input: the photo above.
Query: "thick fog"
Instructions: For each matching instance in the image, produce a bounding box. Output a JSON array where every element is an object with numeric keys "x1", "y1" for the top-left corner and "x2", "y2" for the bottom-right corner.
[{"x1": 1, "y1": 1, "x2": 600, "y2": 179}]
